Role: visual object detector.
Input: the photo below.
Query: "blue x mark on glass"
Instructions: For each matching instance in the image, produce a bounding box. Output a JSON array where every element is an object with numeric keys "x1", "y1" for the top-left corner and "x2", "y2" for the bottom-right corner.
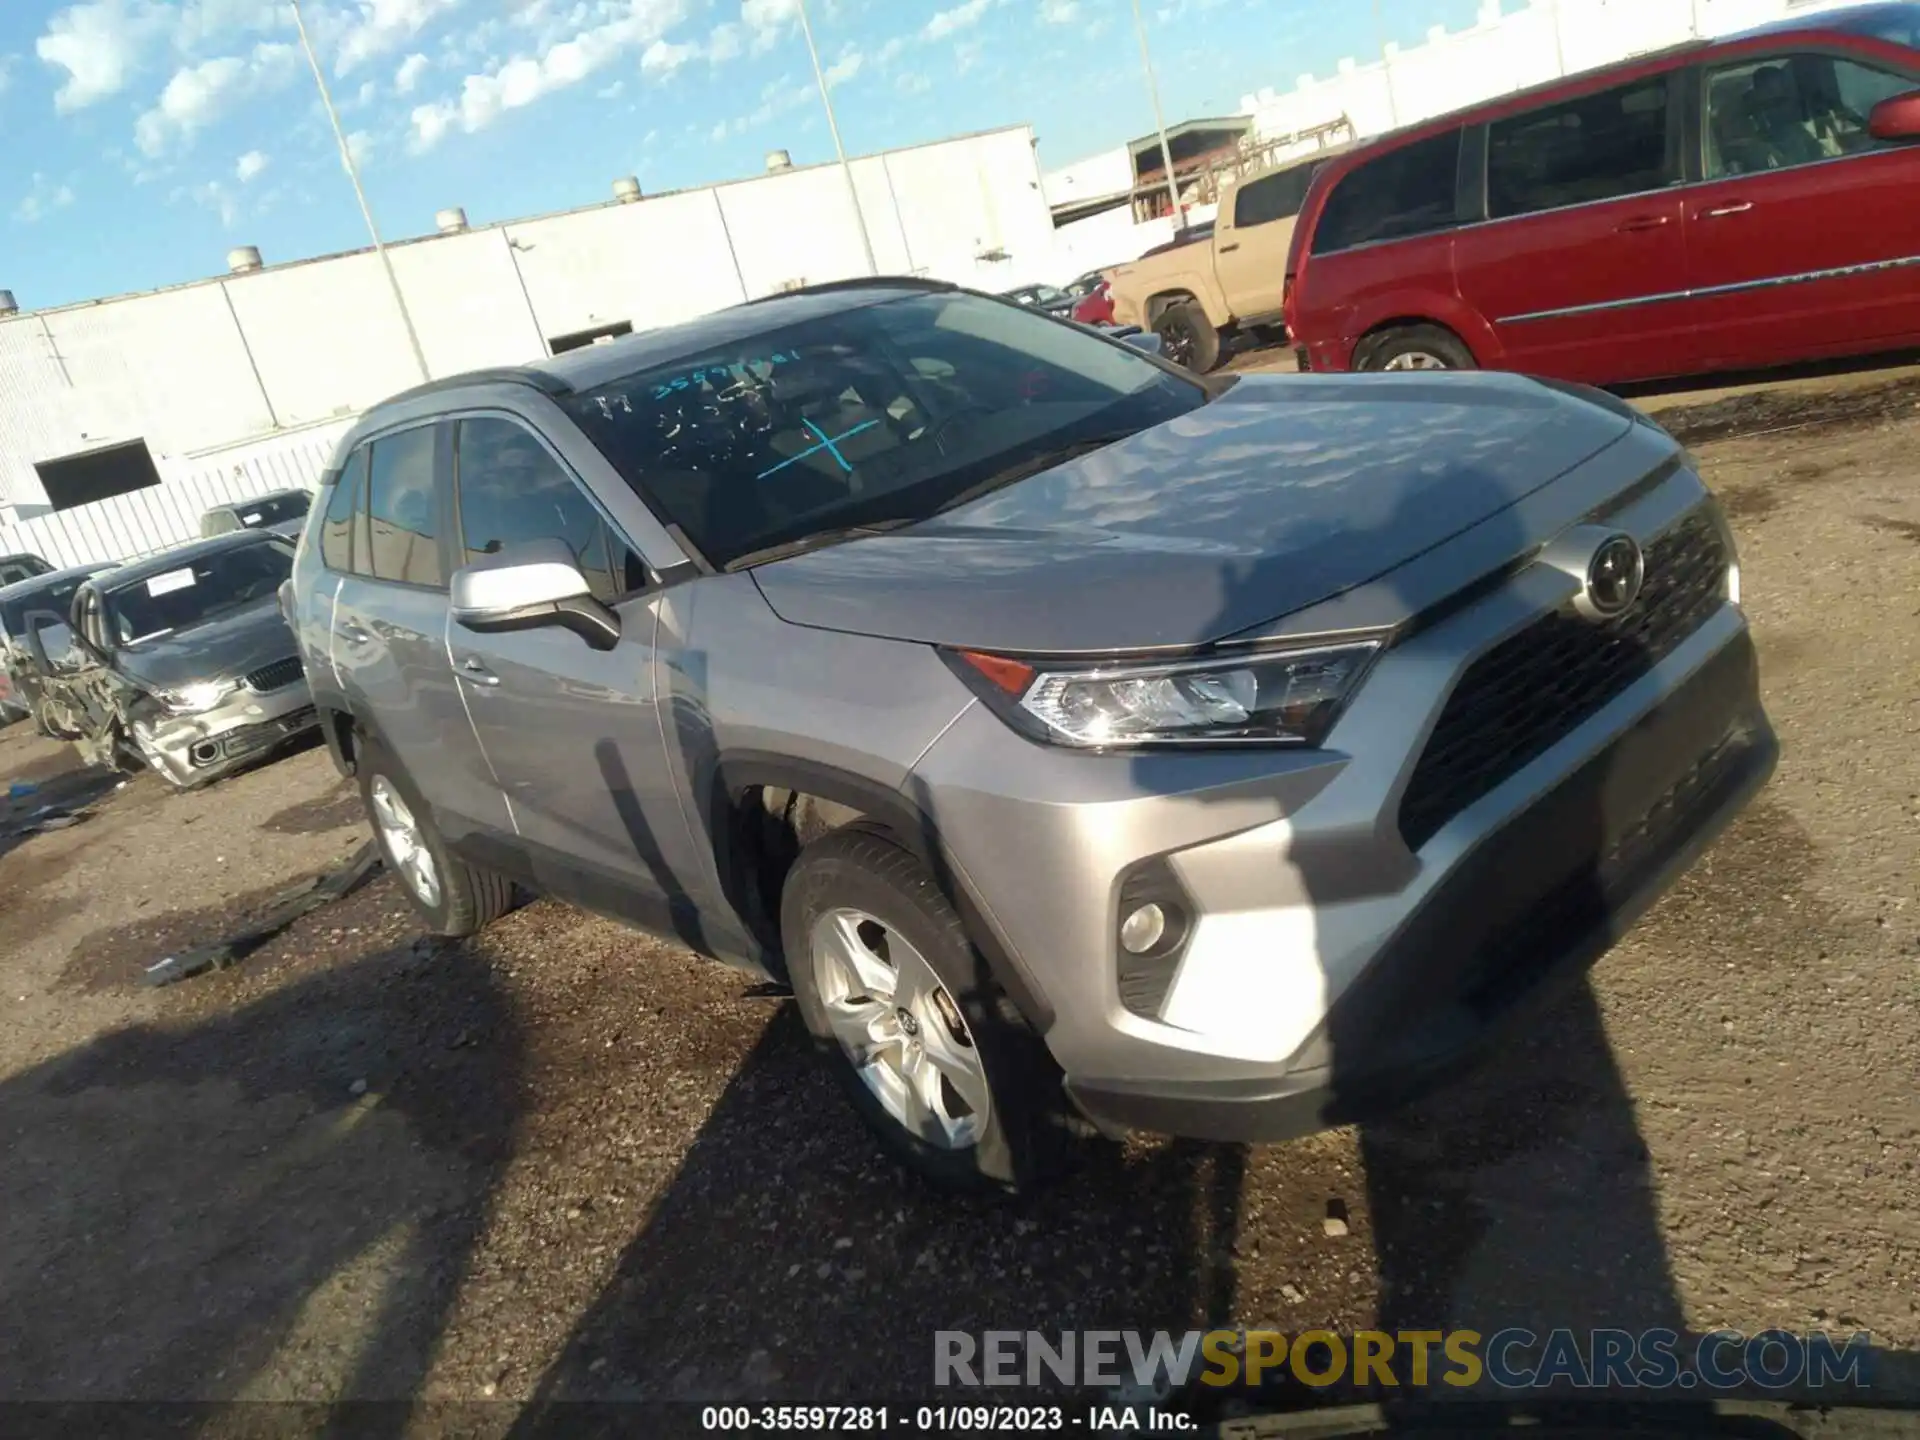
[{"x1": 757, "y1": 418, "x2": 882, "y2": 480}]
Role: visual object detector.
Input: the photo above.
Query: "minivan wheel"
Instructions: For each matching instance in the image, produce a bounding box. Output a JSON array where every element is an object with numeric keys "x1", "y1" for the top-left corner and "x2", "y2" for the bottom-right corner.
[
  {"x1": 1153, "y1": 302, "x2": 1222, "y2": 373},
  {"x1": 1359, "y1": 324, "x2": 1476, "y2": 372},
  {"x1": 781, "y1": 828, "x2": 1079, "y2": 1193},
  {"x1": 355, "y1": 735, "x2": 513, "y2": 937}
]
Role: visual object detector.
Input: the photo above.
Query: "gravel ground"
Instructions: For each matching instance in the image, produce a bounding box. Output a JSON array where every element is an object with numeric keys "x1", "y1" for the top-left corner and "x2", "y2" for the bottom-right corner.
[{"x1": 0, "y1": 370, "x2": 1914, "y2": 1421}]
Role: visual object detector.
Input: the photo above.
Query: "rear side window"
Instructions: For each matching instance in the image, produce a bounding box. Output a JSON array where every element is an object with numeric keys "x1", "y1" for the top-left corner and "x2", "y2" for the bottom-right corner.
[
  {"x1": 1488, "y1": 74, "x2": 1674, "y2": 218},
  {"x1": 454, "y1": 417, "x2": 646, "y2": 604},
  {"x1": 319, "y1": 448, "x2": 366, "y2": 574},
  {"x1": 364, "y1": 426, "x2": 443, "y2": 588},
  {"x1": 1311, "y1": 129, "x2": 1463, "y2": 255},
  {"x1": 1232, "y1": 162, "x2": 1321, "y2": 228}
]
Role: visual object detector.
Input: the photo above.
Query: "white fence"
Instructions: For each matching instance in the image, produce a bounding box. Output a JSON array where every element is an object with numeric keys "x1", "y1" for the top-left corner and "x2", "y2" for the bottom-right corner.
[{"x1": 0, "y1": 421, "x2": 351, "y2": 570}]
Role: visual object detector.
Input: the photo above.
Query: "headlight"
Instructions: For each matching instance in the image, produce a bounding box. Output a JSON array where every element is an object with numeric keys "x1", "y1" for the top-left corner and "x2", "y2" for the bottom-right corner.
[
  {"x1": 158, "y1": 680, "x2": 237, "y2": 714},
  {"x1": 949, "y1": 641, "x2": 1382, "y2": 748}
]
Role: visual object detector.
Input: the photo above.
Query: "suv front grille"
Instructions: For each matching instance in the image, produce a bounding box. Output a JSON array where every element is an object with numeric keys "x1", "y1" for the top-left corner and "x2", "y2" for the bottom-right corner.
[
  {"x1": 1398, "y1": 509, "x2": 1728, "y2": 851},
  {"x1": 245, "y1": 656, "x2": 306, "y2": 693}
]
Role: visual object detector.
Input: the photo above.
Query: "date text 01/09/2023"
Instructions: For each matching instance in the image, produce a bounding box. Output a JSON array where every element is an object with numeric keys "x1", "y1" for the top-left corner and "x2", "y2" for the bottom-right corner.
[{"x1": 698, "y1": 1404, "x2": 1198, "y2": 1433}]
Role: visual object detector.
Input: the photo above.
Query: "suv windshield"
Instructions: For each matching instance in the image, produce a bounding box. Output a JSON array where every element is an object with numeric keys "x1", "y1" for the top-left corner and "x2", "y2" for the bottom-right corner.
[
  {"x1": 104, "y1": 540, "x2": 293, "y2": 646},
  {"x1": 558, "y1": 290, "x2": 1203, "y2": 568}
]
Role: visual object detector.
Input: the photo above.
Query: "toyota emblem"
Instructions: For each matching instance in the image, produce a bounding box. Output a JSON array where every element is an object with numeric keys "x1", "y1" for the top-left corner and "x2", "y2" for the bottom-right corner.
[{"x1": 1581, "y1": 533, "x2": 1644, "y2": 620}]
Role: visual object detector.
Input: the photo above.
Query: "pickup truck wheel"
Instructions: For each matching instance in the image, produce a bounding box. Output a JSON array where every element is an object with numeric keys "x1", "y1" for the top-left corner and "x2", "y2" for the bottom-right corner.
[
  {"x1": 1153, "y1": 303, "x2": 1222, "y2": 373},
  {"x1": 1359, "y1": 324, "x2": 1476, "y2": 372},
  {"x1": 356, "y1": 736, "x2": 513, "y2": 937},
  {"x1": 782, "y1": 828, "x2": 1080, "y2": 1193}
]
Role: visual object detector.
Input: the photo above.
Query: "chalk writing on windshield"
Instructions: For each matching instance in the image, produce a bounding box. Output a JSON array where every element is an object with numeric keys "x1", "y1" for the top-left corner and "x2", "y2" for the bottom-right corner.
[{"x1": 647, "y1": 350, "x2": 802, "y2": 402}]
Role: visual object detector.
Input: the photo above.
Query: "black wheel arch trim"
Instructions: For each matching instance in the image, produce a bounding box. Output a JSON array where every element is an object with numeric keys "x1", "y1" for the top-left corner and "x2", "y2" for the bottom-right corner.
[{"x1": 711, "y1": 749, "x2": 1057, "y2": 1034}]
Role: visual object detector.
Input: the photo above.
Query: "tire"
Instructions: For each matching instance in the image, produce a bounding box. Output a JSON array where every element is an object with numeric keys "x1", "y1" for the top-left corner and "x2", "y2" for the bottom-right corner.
[
  {"x1": 781, "y1": 827, "x2": 1081, "y2": 1193},
  {"x1": 1357, "y1": 323, "x2": 1476, "y2": 373},
  {"x1": 355, "y1": 733, "x2": 512, "y2": 937},
  {"x1": 1152, "y1": 302, "x2": 1223, "y2": 374}
]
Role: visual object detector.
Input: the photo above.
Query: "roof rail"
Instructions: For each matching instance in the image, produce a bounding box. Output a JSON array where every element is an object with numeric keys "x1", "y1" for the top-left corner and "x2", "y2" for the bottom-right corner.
[
  {"x1": 377, "y1": 366, "x2": 573, "y2": 408},
  {"x1": 745, "y1": 275, "x2": 959, "y2": 305}
]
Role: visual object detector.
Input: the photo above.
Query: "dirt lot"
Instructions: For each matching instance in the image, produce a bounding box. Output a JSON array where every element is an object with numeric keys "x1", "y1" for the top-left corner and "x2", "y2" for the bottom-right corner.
[{"x1": 0, "y1": 366, "x2": 1915, "y2": 1421}]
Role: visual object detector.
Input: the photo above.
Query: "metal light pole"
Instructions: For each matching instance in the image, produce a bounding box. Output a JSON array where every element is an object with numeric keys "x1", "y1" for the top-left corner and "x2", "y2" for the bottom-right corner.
[
  {"x1": 1128, "y1": 0, "x2": 1183, "y2": 228},
  {"x1": 289, "y1": 0, "x2": 430, "y2": 381},
  {"x1": 1373, "y1": 0, "x2": 1401, "y2": 128},
  {"x1": 796, "y1": 0, "x2": 879, "y2": 276}
]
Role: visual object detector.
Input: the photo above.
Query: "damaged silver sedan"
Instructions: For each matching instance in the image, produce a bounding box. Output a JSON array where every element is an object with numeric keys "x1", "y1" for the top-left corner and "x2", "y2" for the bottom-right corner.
[{"x1": 21, "y1": 532, "x2": 319, "y2": 790}]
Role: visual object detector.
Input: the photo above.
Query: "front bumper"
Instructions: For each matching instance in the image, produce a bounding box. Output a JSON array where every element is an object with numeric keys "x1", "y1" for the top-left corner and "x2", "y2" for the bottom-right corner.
[
  {"x1": 130, "y1": 680, "x2": 320, "y2": 788},
  {"x1": 909, "y1": 454, "x2": 1774, "y2": 1141},
  {"x1": 1066, "y1": 635, "x2": 1775, "y2": 1141}
]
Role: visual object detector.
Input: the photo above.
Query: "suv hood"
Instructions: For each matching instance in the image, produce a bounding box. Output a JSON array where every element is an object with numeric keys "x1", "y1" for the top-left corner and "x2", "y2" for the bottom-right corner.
[
  {"x1": 114, "y1": 597, "x2": 299, "y2": 692},
  {"x1": 750, "y1": 372, "x2": 1636, "y2": 654}
]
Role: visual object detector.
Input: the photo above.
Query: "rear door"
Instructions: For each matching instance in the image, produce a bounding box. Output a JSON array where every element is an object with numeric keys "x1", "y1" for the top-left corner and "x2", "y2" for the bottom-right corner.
[
  {"x1": 330, "y1": 422, "x2": 511, "y2": 847},
  {"x1": 445, "y1": 413, "x2": 718, "y2": 939},
  {"x1": 1455, "y1": 67, "x2": 1693, "y2": 383},
  {"x1": 1683, "y1": 46, "x2": 1920, "y2": 368},
  {"x1": 1213, "y1": 160, "x2": 1323, "y2": 322}
]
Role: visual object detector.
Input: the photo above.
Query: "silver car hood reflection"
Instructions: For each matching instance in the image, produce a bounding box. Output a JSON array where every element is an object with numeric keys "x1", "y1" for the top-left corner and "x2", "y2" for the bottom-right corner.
[{"x1": 749, "y1": 372, "x2": 1636, "y2": 654}]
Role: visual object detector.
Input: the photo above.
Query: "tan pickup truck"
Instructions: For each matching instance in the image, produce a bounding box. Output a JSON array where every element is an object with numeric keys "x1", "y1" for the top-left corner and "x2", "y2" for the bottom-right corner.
[{"x1": 1106, "y1": 144, "x2": 1350, "y2": 372}]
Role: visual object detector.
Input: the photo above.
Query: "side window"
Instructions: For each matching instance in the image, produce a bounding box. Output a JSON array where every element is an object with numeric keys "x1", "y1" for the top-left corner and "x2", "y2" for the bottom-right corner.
[
  {"x1": 1706, "y1": 53, "x2": 1912, "y2": 179},
  {"x1": 1311, "y1": 129, "x2": 1463, "y2": 255},
  {"x1": 1231, "y1": 163, "x2": 1318, "y2": 229},
  {"x1": 320, "y1": 447, "x2": 366, "y2": 574},
  {"x1": 454, "y1": 417, "x2": 645, "y2": 605},
  {"x1": 364, "y1": 426, "x2": 443, "y2": 588},
  {"x1": 1487, "y1": 75, "x2": 1674, "y2": 218}
]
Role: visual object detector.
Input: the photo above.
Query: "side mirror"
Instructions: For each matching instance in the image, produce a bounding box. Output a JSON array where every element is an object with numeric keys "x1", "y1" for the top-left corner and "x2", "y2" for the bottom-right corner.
[
  {"x1": 450, "y1": 538, "x2": 621, "y2": 652},
  {"x1": 1120, "y1": 328, "x2": 1166, "y2": 358},
  {"x1": 1868, "y1": 89, "x2": 1920, "y2": 141}
]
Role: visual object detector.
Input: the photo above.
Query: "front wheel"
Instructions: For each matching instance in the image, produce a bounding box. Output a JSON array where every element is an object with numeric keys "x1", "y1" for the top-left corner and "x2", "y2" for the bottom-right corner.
[
  {"x1": 356, "y1": 735, "x2": 513, "y2": 937},
  {"x1": 1152, "y1": 302, "x2": 1223, "y2": 374},
  {"x1": 781, "y1": 828, "x2": 1080, "y2": 1192}
]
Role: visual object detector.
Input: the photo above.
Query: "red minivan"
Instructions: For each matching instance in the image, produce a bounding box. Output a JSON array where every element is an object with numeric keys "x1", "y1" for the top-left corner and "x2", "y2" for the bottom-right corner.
[{"x1": 1284, "y1": 2, "x2": 1920, "y2": 385}]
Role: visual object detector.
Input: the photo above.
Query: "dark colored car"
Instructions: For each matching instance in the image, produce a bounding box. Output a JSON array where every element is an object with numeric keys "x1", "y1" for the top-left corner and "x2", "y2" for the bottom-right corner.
[
  {"x1": 0, "y1": 553, "x2": 54, "y2": 587},
  {"x1": 200, "y1": 488, "x2": 314, "y2": 539},
  {"x1": 1284, "y1": 2, "x2": 1920, "y2": 383},
  {"x1": 1000, "y1": 283, "x2": 1080, "y2": 319},
  {"x1": 0, "y1": 562, "x2": 118, "y2": 732}
]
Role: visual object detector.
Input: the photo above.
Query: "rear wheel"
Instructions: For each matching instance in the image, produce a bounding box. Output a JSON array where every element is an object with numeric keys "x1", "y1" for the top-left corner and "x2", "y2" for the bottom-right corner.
[
  {"x1": 1152, "y1": 302, "x2": 1223, "y2": 373},
  {"x1": 1358, "y1": 323, "x2": 1476, "y2": 372},
  {"x1": 781, "y1": 828, "x2": 1080, "y2": 1192},
  {"x1": 355, "y1": 734, "x2": 513, "y2": 937}
]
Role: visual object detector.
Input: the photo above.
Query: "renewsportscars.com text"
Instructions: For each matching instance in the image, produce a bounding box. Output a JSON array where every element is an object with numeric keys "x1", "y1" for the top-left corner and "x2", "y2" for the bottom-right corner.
[{"x1": 934, "y1": 1328, "x2": 1874, "y2": 1392}]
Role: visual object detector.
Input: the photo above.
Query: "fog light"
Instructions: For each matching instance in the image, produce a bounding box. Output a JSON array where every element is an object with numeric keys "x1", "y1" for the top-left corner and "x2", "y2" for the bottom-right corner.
[{"x1": 1120, "y1": 902, "x2": 1167, "y2": 955}]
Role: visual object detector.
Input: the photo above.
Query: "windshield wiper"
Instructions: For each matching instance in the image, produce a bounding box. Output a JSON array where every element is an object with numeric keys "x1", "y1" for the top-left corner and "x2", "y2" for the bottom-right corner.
[
  {"x1": 930, "y1": 430, "x2": 1138, "y2": 517},
  {"x1": 722, "y1": 517, "x2": 921, "y2": 572}
]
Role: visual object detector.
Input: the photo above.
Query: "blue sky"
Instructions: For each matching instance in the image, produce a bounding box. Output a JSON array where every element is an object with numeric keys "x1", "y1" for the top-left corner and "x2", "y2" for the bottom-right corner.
[{"x1": 0, "y1": 0, "x2": 1493, "y2": 309}]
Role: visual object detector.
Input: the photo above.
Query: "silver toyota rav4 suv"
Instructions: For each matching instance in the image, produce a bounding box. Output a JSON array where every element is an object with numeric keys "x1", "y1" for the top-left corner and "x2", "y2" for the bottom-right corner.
[{"x1": 288, "y1": 279, "x2": 1776, "y2": 1191}]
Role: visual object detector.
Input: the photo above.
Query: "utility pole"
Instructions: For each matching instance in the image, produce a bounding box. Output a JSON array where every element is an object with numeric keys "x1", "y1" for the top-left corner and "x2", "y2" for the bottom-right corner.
[
  {"x1": 796, "y1": 0, "x2": 879, "y2": 276},
  {"x1": 1128, "y1": 0, "x2": 1183, "y2": 228},
  {"x1": 289, "y1": 0, "x2": 430, "y2": 382},
  {"x1": 1373, "y1": 0, "x2": 1402, "y2": 127}
]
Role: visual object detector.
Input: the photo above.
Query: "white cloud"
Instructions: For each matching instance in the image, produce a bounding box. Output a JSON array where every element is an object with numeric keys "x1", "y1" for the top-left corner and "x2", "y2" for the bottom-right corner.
[
  {"x1": 1039, "y1": 0, "x2": 1077, "y2": 21},
  {"x1": 183, "y1": 178, "x2": 239, "y2": 227},
  {"x1": 334, "y1": 0, "x2": 464, "y2": 75},
  {"x1": 895, "y1": 70, "x2": 932, "y2": 94},
  {"x1": 353, "y1": 78, "x2": 378, "y2": 105},
  {"x1": 0, "y1": 55, "x2": 16, "y2": 94},
  {"x1": 13, "y1": 173, "x2": 77, "y2": 224},
  {"x1": 598, "y1": 78, "x2": 625, "y2": 98},
  {"x1": 133, "y1": 42, "x2": 297, "y2": 156},
  {"x1": 408, "y1": 0, "x2": 689, "y2": 150},
  {"x1": 925, "y1": 0, "x2": 996, "y2": 41},
  {"x1": 711, "y1": 73, "x2": 812, "y2": 140},
  {"x1": 823, "y1": 46, "x2": 861, "y2": 88},
  {"x1": 740, "y1": 0, "x2": 798, "y2": 51},
  {"x1": 235, "y1": 148, "x2": 268, "y2": 181},
  {"x1": 641, "y1": 37, "x2": 696, "y2": 76},
  {"x1": 874, "y1": 36, "x2": 907, "y2": 65},
  {"x1": 706, "y1": 21, "x2": 744, "y2": 63},
  {"x1": 346, "y1": 129, "x2": 374, "y2": 165},
  {"x1": 394, "y1": 50, "x2": 430, "y2": 93},
  {"x1": 36, "y1": 0, "x2": 168, "y2": 112}
]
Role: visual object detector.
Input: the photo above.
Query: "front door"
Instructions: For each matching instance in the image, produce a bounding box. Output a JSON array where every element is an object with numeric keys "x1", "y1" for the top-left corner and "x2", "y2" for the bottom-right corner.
[
  {"x1": 444, "y1": 414, "x2": 721, "y2": 944},
  {"x1": 1684, "y1": 48, "x2": 1920, "y2": 370},
  {"x1": 1458, "y1": 67, "x2": 1696, "y2": 384}
]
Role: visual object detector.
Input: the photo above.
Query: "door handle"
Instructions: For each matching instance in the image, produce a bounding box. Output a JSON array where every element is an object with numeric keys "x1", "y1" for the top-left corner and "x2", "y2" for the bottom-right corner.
[
  {"x1": 1217, "y1": 242, "x2": 1241, "y2": 252},
  {"x1": 457, "y1": 657, "x2": 500, "y2": 686},
  {"x1": 339, "y1": 622, "x2": 372, "y2": 645},
  {"x1": 1615, "y1": 215, "x2": 1672, "y2": 232},
  {"x1": 1700, "y1": 201, "x2": 1754, "y2": 219}
]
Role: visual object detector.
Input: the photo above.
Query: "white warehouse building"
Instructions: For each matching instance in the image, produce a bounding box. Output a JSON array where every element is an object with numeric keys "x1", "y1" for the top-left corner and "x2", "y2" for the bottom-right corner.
[{"x1": 0, "y1": 125, "x2": 1058, "y2": 568}]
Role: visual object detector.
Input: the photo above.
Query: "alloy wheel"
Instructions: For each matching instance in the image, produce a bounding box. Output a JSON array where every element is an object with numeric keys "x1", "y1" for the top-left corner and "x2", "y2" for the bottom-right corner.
[{"x1": 368, "y1": 774, "x2": 441, "y2": 909}]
